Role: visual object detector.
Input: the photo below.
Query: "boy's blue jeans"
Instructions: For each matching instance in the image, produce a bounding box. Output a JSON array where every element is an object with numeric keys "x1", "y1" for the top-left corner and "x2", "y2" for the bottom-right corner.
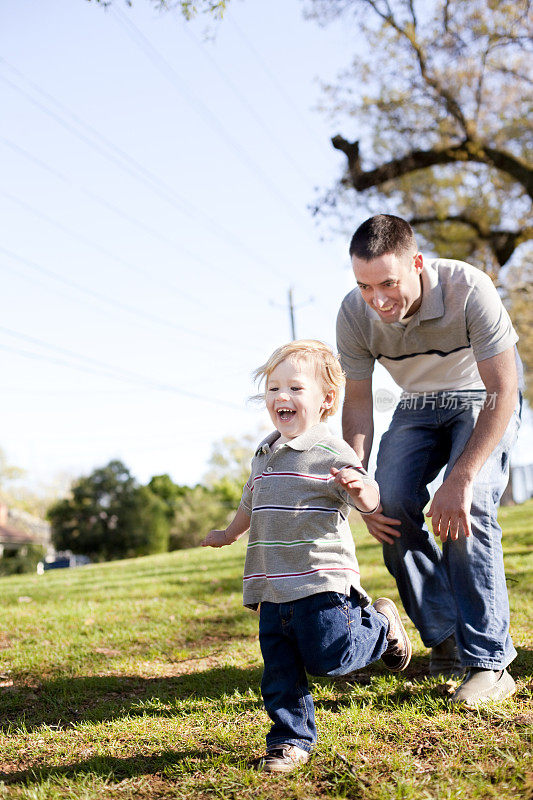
[
  {"x1": 375, "y1": 390, "x2": 521, "y2": 669},
  {"x1": 258, "y1": 591, "x2": 388, "y2": 752}
]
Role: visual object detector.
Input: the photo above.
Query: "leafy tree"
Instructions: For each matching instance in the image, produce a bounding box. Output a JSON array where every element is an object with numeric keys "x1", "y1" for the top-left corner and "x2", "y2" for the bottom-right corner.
[
  {"x1": 308, "y1": 0, "x2": 532, "y2": 271},
  {"x1": 506, "y1": 261, "x2": 533, "y2": 400},
  {"x1": 203, "y1": 433, "x2": 256, "y2": 490},
  {"x1": 147, "y1": 434, "x2": 259, "y2": 550},
  {"x1": 0, "y1": 447, "x2": 25, "y2": 494},
  {"x1": 48, "y1": 460, "x2": 169, "y2": 560},
  {"x1": 148, "y1": 473, "x2": 235, "y2": 550}
]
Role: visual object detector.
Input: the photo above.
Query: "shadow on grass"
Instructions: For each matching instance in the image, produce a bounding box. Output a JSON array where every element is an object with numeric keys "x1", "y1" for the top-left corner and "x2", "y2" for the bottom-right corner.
[
  {"x1": 0, "y1": 664, "x2": 264, "y2": 734},
  {"x1": 2, "y1": 642, "x2": 531, "y2": 734},
  {"x1": 1, "y1": 649, "x2": 531, "y2": 786},
  {"x1": 0, "y1": 748, "x2": 233, "y2": 785}
]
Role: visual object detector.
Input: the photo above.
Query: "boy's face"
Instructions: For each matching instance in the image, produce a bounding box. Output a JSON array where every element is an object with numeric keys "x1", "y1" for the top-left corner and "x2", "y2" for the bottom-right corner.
[{"x1": 265, "y1": 357, "x2": 334, "y2": 439}]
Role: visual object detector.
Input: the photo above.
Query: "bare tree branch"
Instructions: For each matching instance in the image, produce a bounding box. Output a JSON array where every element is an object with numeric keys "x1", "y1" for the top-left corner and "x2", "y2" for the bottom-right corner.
[
  {"x1": 410, "y1": 214, "x2": 533, "y2": 266},
  {"x1": 331, "y1": 135, "x2": 533, "y2": 199},
  {"x1": 361, "y1": 0, "x2": 472, "y2": 135}
]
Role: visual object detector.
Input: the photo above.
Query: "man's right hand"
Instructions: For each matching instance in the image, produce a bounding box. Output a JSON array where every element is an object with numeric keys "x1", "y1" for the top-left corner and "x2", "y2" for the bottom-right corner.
[{"x1": 361, "y1": 505, "x2": 401, "y2": 545}]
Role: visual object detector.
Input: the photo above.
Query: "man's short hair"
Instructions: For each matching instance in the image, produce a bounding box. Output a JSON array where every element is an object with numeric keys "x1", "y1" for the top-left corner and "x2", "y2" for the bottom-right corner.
[
  {"x1": 253, "y1": 339, "x2": 345, "y2": 420},
  {"x1": 349, "y1": 214, "x2": 417, "y2": 260}
]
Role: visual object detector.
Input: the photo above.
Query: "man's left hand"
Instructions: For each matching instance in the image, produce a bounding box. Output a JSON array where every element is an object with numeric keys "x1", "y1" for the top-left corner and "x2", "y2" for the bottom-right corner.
[{"x1": 428, "y1": 477, "x2": 474, "y2": 542}]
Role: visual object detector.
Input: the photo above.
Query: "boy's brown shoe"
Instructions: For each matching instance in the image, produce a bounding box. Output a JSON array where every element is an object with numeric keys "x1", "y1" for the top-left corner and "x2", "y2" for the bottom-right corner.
[
  {"x1": 373, "y1": 597, "x2": 412, "y2": 672},
  {"x1": 253, "y1": 744, "x2": 310, "y2": 773}
]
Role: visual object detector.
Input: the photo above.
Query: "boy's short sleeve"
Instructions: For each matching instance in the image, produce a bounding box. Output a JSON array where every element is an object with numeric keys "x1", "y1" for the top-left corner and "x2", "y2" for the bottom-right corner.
[{"x1": 238, "y1": 473, "x2": 253, "y2": 515}]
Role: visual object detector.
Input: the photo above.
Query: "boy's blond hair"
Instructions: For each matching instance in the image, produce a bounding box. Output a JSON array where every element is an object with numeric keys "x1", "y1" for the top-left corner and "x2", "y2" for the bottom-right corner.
[{"x1": 253, "y1": 339, "x2": 345, "y2": 420}]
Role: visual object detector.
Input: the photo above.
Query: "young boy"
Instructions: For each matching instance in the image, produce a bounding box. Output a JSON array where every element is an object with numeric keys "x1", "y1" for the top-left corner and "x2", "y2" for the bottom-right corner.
[{"x1": 201, "y1": 340, "x2": 411, "y2": 773}]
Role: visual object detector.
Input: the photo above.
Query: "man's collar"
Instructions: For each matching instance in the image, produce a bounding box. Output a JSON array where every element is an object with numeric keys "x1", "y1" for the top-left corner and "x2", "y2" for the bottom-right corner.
[
  {"x1": 418, "y1": 259, "x2": 444, "y2": 321},
  {"x1": 255, "y1": 423, "x2": 330, "y2": 455}
]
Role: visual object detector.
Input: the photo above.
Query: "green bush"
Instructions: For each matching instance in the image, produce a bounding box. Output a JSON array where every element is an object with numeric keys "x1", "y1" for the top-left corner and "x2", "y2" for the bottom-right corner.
[{"x1": 0, "y1": 543, "x2": 46, "y2": 577}]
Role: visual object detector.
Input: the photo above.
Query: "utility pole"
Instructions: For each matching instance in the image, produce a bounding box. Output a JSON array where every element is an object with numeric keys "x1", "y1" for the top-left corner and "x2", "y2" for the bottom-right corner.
[
  {"x1": 271, "y1": 287, "x2": 313, "y2": 340},
  {"x1": 288, "y1": 286, "x2": 296, "y2": 340}
]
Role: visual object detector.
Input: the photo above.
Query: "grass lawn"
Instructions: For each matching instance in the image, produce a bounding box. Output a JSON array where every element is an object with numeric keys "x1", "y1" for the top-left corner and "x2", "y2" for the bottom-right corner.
[{"x1": 0, "y1": 502, "x2": 531, "y2": 799}]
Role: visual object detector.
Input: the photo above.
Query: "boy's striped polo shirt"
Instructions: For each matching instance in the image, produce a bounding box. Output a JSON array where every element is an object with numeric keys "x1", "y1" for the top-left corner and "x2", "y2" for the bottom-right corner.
[{"x1": 238, "y1": 423, "x2": 376, "y2": 609}]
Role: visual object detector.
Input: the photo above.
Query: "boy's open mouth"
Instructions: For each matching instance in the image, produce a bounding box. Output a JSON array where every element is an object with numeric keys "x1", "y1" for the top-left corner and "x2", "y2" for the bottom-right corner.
[{"x1": 277, "y1": 408, "x2": 296, "y2": 421}]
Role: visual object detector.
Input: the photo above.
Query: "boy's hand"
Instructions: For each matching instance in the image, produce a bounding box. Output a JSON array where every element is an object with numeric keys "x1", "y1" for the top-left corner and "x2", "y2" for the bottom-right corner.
[
  {"x1": 331, "y1": 466, "x2": 381, "y2": 518},
  {"x1": 330, "y1": 466, "x2": 365, "y2": 496},
  {"x1": 201, "y1": 529, "x2": 228, "y2": 548}
]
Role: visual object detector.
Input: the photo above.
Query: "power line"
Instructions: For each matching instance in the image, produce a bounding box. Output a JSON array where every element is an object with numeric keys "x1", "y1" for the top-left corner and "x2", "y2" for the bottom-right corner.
[
  {"x1": 180, "y1": 22, "x2": 312, "y2": 185},
  {"x1": 0, "y1": 246, "x2": 262, "y2": 355},
  {"x1": 226, "y1": 12, "x2": 329, "y2": 153},
  {"x1": 0, "y1": 59, "x2": 291, "y2": 285},
  {"x1": 0, "y1": 189, "x2": 207, "y2": 309},
  {"x1": 0, "y1": 325, "x2": 245, "y2": 410},
  {"x1": 0, "y1": 135, "x2": 267, "y2": 303},
  {"x1": 111, "y1": 6, "x2": 315, "y2": 231}
]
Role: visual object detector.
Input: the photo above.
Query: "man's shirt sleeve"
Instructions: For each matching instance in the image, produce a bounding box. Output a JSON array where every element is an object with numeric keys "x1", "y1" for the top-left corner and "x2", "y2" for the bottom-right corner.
[
  {"x1": 336, "y1": 295, "x2": 375, "y2": 380},
  {"x1": 466, "y1": 272, "x2": 518, "y2": 363}
]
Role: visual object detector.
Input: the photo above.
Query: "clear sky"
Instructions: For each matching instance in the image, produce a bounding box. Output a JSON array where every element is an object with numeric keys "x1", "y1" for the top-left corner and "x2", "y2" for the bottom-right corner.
[{"x1": 1, "y1": 0, "x2": 531, "y2": 493}]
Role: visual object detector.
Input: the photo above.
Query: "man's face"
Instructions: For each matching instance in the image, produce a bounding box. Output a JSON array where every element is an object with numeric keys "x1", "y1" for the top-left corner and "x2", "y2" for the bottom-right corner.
[{"x1": 351, "y1": 251, "x2": 424, "y2": 323}]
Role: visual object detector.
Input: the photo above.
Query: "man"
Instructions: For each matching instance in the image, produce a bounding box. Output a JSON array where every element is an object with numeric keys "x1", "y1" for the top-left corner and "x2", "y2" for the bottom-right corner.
[{"x1": 337, "y1": 214, "x2": 521, "y2": 706}]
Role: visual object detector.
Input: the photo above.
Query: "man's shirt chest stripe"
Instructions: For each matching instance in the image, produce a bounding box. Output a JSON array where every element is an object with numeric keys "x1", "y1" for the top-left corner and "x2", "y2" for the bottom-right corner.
[{"x1": 376, "y1": 344, "x2": 471, "y2": 362}]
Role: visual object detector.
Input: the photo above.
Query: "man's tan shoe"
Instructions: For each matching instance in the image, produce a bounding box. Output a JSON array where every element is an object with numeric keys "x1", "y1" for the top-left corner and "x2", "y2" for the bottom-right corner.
[{"x1": 451, "y1": 668, "x2": 516, "y2": 708}]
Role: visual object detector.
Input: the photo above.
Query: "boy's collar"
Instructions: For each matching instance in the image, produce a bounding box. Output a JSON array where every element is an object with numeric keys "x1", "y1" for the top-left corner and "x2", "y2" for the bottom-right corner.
[{"x1": 255, "y1": 423, "x2": 330, "y2": 455}]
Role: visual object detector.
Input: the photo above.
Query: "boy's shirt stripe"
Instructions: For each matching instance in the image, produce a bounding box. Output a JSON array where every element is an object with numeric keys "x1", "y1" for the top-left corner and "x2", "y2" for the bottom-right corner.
[
  {"x1": 247, "y1": 537, "x2": 343, "y2": 548},
  {"x1": 250, "y1": 470, "x2": 332, "y2": 491},
  {"x1": 314, "y1": 443, "x2": 341, "y2": 455},
  {"x1": 252, "y1": 504, "x2": 347, "y2": 521},
  {"x1": 243, "y1": 566, "x2": 360, "y2": 581}
]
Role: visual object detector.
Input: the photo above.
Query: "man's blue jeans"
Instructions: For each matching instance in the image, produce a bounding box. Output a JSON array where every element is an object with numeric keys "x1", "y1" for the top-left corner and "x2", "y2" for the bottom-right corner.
[
  {"x1": 375, "y1": 390, "x2": 521, "y2": 669},
  {"x1": 259, "y1": 591, "x2": 388, "y2": 752}
]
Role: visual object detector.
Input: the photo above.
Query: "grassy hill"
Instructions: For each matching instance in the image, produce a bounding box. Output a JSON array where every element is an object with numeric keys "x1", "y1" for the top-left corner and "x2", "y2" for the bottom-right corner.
[{"x1": 0, "y1": 503, "x2": 531, "y2": 799}]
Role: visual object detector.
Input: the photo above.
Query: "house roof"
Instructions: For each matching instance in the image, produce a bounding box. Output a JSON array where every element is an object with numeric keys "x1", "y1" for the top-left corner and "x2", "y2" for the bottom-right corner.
[{"x1": 0, "y1": 525, "x2": 49, "y2": 546}]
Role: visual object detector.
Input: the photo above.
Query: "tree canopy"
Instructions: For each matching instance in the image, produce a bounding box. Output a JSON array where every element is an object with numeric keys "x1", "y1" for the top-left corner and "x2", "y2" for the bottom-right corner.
[
  {"x1": 48, "y1": 460, "x2": 169, "y2": 560},
  {"x1": 305, "y1": 0, "x2": 531, "y2": 269}
]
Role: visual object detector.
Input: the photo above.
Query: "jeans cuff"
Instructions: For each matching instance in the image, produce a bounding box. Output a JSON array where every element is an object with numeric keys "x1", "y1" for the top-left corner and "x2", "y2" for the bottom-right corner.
[
  {"x1": 424, "y1": 626, "x2": 456, "y2": 649},
  {"x1": 266, "y1": 737, "x2": 314, "y2": 753}
]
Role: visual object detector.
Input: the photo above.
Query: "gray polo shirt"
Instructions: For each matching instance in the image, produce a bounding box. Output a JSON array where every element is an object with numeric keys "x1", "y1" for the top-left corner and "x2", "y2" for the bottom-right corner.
[
  {"x1": 238, "y1": 423, "x2": 375, "y2": 609},
  {"x1": 337, "y1": 258, "x2": 518, "y2": 394}
]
